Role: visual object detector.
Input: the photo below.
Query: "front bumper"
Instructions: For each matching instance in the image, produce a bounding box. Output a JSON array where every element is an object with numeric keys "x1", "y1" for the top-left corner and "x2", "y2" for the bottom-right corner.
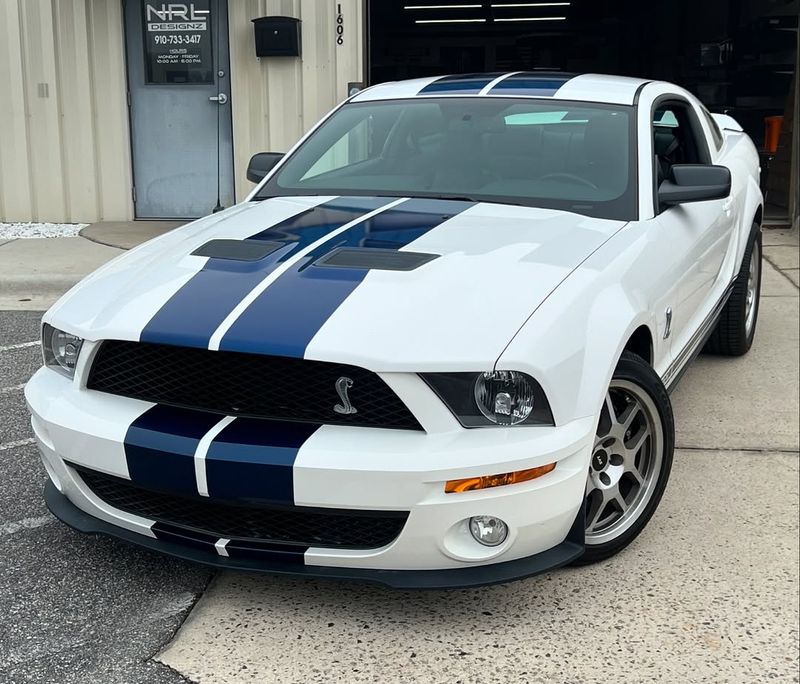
[
  {"x1": 45, "y1": 481, "x2": 585, "y2": 588},
  {"x1": 27, "y1": 366, "x2": 595, "y2": 586}
]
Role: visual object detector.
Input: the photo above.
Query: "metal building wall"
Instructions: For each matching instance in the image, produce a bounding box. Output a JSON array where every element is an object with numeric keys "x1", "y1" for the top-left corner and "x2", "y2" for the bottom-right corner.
[
  {"x1": 0, "y1": 0, "x2": 363, "y2": 222},
  {"x1": 0, "y1": 0, "x2": 132, "y2": 223},
  {"x1": 228, "y1": 0, "x2": 364, "y2": 201}
]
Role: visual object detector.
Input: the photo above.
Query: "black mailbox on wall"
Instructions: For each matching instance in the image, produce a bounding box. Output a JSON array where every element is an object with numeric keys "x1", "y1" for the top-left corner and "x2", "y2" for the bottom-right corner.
[{"x1": 252, "y1": 16, "x2": 301, "y2": 57}]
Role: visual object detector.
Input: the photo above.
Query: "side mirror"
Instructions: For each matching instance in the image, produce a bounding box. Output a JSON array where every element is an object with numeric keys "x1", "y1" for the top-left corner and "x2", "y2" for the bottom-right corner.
[
  {"x1": 246, "y1": 152, "x2": 284, "y2": 183},
  {"x1": 658, "y1": 164, "x2": 731, "y2": 206}
]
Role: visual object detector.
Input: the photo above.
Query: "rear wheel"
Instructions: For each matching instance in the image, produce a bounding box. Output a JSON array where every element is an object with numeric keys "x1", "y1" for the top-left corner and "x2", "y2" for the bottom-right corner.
[
  {"x1": 704, "y1": 223, "x2": 762, "y2": 356},
  {"x1": 573, "y1": 352, "x2": 674, "y2": 565}
]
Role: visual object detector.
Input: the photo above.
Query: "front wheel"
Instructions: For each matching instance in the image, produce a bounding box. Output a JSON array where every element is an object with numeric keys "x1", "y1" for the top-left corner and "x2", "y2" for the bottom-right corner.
[{"x1": 573, "y1": 351, "x2": 675, "y2": 565}]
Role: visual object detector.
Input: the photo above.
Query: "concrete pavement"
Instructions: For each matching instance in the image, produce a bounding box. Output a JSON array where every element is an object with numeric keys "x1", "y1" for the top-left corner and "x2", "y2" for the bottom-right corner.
[
  {"x1": 157, "y1": 450, "x2": 799, "y2": 684},
  {"x1": 0, "y1": 237, "x2": 123, "y2": 310},
  {"x1": 0, "y1": 220, "x2": 182, "y2": 310},
  {"x1": 153, "y1": 249, "x2": 799, "y2": 684},
  {"x1": 672, "y1": 232, "x2": 800, "y2": 452},
  {"x1": 80, "y1": 220, "x2": 183, "y2": 250}
]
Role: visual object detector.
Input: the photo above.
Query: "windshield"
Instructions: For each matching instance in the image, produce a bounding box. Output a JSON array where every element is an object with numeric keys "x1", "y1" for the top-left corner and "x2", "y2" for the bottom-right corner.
[{"x1": 257, "y1": 98, "x2": 636, "y2": 221}]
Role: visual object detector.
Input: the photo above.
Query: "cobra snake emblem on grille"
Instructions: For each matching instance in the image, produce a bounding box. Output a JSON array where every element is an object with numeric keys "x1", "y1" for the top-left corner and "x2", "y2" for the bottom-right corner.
[{"x1": 333, "y1": 376, "x2": 357, "y2": 415}]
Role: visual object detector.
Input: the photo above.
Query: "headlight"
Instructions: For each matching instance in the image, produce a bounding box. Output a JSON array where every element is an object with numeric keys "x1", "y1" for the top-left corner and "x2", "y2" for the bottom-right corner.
[
  {"x1": 43, "y1": 323, "x2": 83, "y2": 379},
  {"x1": 474, "y1": 371, "x2": 535, "y2": 425},
  {"x1": 421, "y1": 371, "x2": 554, "y2": 427}
]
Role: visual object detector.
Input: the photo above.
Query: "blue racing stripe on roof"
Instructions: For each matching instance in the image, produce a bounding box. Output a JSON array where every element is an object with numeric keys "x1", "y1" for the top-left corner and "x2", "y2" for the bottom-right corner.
[
  {"x1": 218, "y1": 198, "x2": 474, "y2": 359},
  {"x1": 488, "y1": 73, "x2": 573, "y2": 97},
  {"x1": 124, "y1": 405, "x2": 222, "y2": 496},
  {"x1": 140, "y1": 197, "x2": 395, "y2": 350},
  {"x1": 204, "y1": 418, "x2": 320, "y2": 505},
  {"x1": 419, "y1": 73, "x2": 506, "y2": 95}
]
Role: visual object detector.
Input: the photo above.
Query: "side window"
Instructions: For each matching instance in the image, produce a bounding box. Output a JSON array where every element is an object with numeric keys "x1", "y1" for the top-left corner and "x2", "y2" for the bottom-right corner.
[
  {"x1": 700, "y1": 106, "x2": 724, "y2": 151},
  {"x1": 652, "y1": 101, "x2": 712, "y2": 191}
]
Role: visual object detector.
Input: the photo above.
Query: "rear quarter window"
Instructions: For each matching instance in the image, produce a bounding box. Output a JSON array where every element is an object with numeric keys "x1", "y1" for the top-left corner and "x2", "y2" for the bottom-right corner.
[{"x1": 701, "y1": 107, "x2": 724, "y2": 150}]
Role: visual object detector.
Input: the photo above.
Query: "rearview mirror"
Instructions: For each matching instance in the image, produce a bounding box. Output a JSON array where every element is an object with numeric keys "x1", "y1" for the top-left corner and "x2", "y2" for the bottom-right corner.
[
  {"x1": 246, "y1": 152, "x2": 284, "y2": 183},
  {"x1": 658, "y1": 164, "x2": 731, "y2": 206}
]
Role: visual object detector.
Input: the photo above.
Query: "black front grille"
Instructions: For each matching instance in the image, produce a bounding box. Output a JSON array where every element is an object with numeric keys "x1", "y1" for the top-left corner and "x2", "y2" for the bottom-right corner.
[
  {"x1": 76, "y1": 466, "x2": 408, "y2": 550},
  {"x1": 87, "y1": 340, "x2": 421, "y2": 430}
]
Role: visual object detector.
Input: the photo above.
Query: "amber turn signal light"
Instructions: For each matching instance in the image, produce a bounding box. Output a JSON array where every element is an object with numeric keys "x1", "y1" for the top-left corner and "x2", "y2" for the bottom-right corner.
[{"x1": 444, "y1": 463, "x2": 556, "y2": 493}]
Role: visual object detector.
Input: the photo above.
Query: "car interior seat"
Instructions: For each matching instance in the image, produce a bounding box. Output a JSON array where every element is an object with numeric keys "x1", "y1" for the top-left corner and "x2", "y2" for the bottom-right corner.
[{"x1": 654, "y1": 128, "x2": 681, "y2": 184}]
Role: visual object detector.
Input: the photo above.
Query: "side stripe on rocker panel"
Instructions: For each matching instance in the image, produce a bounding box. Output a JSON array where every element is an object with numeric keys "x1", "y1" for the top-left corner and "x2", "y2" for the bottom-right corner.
[
  {"x1": 140, "y1": 196, "x2": 395, "y2": 350},
  {"x1": 218, "y1": 198, "x2": 474, "y2": 358}
]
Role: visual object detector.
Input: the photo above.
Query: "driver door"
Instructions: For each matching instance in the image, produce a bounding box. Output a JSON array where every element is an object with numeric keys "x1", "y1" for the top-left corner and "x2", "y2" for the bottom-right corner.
[{"x1": 652, "y1": 101, "x2": 735, "y2": 359}]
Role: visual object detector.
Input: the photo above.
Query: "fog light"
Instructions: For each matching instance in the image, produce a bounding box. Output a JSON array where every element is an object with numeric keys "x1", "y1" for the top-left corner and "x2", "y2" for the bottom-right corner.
[{"x1": 469, "y1": 515, "x2": 508, "y2": 547}]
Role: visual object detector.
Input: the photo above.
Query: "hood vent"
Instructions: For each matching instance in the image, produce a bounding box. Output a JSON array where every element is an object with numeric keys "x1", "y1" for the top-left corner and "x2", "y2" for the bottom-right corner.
[
  {"x1": 314, "y1": 247, "x2": 439, "y2": 271},
  {"x1": 192, "y1": 239, "x2": 284, "y2": 261}
]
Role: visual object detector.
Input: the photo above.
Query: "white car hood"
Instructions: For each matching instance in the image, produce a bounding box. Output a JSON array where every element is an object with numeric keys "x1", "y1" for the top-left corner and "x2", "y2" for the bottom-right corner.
[{"x1": 47, "y1": 196, "x2": 624, "y2": 370}]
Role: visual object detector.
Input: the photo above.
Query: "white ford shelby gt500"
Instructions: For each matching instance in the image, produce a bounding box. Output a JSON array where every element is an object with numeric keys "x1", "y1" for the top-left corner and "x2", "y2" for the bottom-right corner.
[{"x1": 26, "y1": 73, "x2": 763, "y2": 588}]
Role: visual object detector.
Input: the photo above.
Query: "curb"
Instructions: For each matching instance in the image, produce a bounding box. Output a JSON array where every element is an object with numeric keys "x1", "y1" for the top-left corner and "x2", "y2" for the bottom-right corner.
[
  {"x1": 78, "y1": 228, "x2": 127, "y2": 250},
  {"x1": 0, "y1": 275, "x2": 80, "y2": 310}
]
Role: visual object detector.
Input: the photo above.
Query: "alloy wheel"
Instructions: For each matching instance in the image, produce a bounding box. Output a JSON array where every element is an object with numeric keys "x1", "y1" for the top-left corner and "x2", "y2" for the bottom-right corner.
[
  {"x1": 745, "y1": 239, "x2": 760, "y2": 337},
  {"x1": 585, "y1": 379, "x2": 664, "y2": 545}
]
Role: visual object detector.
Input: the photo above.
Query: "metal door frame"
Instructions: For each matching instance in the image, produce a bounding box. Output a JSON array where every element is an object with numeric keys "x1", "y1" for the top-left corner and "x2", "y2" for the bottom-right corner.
[{"x1": 121, "y1": 0, "x2": 236, "y2": 219}]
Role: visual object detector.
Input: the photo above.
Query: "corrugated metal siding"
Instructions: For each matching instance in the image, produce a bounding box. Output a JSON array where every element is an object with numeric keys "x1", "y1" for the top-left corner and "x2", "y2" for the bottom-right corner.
[
  {"x1": 0, "y1": 0, "x2": 132, "y2": 223},
  {"x1": 0, "y1": 0, "x2": 364, "y2": 221},
  {"x1": 228, "y1": 0, "x2": 364, "y2": 201}
]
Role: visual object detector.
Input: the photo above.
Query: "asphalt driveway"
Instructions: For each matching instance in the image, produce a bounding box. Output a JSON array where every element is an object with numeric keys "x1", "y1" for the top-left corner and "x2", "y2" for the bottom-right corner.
[{"x1": 0, "y1": 312, "x2": 213, "y2": 684}]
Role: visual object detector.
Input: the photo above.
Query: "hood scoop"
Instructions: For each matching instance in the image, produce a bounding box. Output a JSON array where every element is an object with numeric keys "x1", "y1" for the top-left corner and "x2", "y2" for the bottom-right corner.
[
  {"x1": 192, "y1": 239, "x2": 284, "y2": 261},
  {"x1": 314, "y1": 247, "x2": 439, "y2": 271}
]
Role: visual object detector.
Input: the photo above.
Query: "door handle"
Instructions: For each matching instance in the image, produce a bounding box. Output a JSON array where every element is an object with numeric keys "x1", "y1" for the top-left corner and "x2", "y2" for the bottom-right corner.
[{"x1": 209, "y1": 93, "x2": 228, "y2": 105}]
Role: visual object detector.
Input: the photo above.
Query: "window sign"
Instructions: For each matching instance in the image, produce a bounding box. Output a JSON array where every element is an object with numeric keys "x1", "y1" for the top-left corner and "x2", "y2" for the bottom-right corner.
[{"x1": 143, "y1": 1, "x2": 214, "y2": 84}]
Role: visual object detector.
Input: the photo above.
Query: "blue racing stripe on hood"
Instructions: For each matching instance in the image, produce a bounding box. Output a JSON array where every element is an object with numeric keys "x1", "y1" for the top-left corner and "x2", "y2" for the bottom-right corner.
[
  {"x1": 419, "y1": 73, "x2": 505, "y2": 95},
  {"x1": 204, "y1": 418, "x2": 320, "y2": 505},
  {"x1": 124, "y1": 405, "x2": 222, "y2": 496},
  {"x1": 140, "y1": 196, "x2": 394, "y2": 350},
  {"x1": 488, "y1": 73, "x2": 573, "y2": 96},
  {"x1": 217, "y1": 198, "x2": 474, "y2": 358}
]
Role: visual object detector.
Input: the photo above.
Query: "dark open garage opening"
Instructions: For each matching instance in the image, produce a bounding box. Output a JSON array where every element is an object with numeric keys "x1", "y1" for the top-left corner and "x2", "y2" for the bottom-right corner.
[{"x1": 367, "y1": 0, "x2": 799, "y2": 222}]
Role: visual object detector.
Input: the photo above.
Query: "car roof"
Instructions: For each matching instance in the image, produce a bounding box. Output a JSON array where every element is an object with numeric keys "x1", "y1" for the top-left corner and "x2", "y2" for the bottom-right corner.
[{"x1": 350, "y1": 72, "x2": 650, "y2": 106}]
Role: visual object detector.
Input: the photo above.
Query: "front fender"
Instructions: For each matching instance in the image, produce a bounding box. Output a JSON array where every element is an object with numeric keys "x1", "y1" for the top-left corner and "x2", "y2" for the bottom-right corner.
[{"x1": 496, "y1": 264, "x2": 655, "y2": 426}]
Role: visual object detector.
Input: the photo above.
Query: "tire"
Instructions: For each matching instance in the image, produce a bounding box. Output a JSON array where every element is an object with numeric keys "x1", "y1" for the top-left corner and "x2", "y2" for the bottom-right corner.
[
  {"x1": 704, "y1": 223, "x2": 762, "y2": 356},
  {"x1": 572, "y1": 351, "x2": 675, "y2": 565}
]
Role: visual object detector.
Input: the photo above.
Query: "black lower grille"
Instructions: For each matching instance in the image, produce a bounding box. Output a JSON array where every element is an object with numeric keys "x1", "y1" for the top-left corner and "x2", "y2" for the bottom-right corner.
[
  {"x1": 87, "y1": 340, "x2": 421, "y2": 430},
  {"x1": 76, "y1": 466, "x2": 408, "y2": 550}
]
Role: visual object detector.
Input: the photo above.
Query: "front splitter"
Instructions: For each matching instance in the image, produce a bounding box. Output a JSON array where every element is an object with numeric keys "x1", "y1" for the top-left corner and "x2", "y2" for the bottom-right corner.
[{"x1": 45, "y1": 482, "x2": 585, "y2": 589}]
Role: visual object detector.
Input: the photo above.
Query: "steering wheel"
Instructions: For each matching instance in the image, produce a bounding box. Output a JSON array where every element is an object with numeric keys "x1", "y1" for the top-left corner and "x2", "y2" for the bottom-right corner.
[{"x1": 537, "y1": 172, "x2": 599, "y2": 190}]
